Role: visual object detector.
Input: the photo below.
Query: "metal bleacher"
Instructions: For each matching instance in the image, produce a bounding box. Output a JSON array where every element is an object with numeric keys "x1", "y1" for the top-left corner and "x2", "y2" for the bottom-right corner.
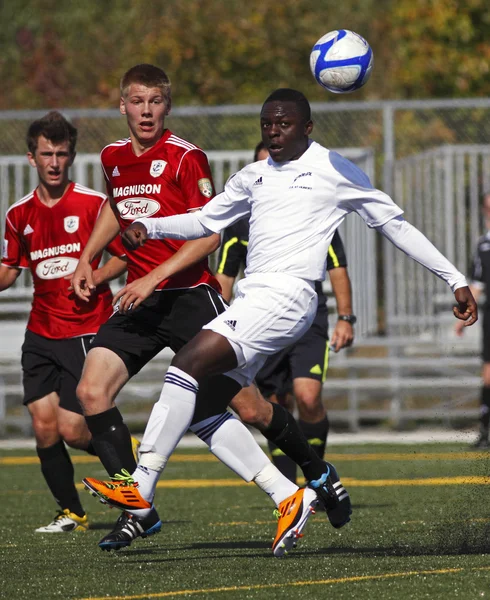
[
  {"x1": 0, "y1": 145, "x2": 484, "y2": 435},
  {"x1": 0, "y1": 303, "x2": 481, "y2": 436}
]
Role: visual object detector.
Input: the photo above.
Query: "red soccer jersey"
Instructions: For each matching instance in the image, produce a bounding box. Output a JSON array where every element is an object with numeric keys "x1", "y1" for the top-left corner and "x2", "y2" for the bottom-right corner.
[
  {"x1": 101, "y1": 130, "x2": 220, "y2": 292},
  {"x1": 2, "y1": 182, "x2": 125, "y2": 339}
]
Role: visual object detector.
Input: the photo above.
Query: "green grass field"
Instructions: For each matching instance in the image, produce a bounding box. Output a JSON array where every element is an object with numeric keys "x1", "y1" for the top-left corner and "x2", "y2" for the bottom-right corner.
[{"x1": 1, "y1": 442, "x2": 490, "y2": 599}]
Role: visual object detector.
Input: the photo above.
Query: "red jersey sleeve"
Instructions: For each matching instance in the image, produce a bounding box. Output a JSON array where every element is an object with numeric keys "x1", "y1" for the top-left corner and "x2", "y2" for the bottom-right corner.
[
  {"x1": 2, "y1": 213, "x2": 29, "y2": 269},
  {"x1": 106, "y1": 235, "x2": 126, "y2": 257},
  {"x1": 177, "y1": 149, "x2": 216, "y2": 211}
]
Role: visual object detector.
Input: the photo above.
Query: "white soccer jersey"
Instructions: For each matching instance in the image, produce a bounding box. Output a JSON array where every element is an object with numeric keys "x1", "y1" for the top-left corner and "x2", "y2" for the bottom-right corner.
[{"x1": 198, "y1": 140, "x2": 403, "y2": 282}]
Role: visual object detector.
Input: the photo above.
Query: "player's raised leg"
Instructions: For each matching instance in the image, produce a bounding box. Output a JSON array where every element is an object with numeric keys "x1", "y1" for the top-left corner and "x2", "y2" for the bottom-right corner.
[{"x1": 230, "y1": 384, "x2": 351, "y2": 529}]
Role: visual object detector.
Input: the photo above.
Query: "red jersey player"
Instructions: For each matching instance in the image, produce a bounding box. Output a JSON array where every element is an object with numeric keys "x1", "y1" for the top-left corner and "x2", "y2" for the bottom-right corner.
[{"x1": 0, "y1": 111, "x2": 126, "y2": 532}]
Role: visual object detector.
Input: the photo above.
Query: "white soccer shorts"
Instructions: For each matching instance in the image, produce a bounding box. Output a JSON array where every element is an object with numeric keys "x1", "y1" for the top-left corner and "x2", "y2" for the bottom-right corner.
[{"x1": 203, "y1": 272, "x2": 318, "y2": 387}]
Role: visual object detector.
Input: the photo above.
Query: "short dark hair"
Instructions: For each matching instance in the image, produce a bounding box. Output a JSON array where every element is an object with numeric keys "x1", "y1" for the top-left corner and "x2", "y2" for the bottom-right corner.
[
  {"x1": 26, "y1": 111, "x2": 77, "y2": 155},
  {"x1": 254, "y1": 141, "x2": 267, "y2": 161},
  {"x1": 120, "y1": 64, "x2": 171, "y2": 100},
  {"x1": 263, "y1": 88, "x2": 311, "y2": 123}
]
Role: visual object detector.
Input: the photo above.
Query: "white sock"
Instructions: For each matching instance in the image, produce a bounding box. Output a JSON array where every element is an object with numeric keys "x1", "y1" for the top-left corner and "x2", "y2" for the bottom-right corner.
[
  {"x1": 191, "y1": 413, "x2": 270, "y2": 482},
  {"x1": 131, "y1": 465, "x2": 159, "y2": 502},
  {"x1": 125, "y1": 367, "x2": 198, "y2": 521},
  {"x1": 139, "y1": 366, "x2": 198, "y2": 460},
  {"x1": 253, "y1": 463, "x2": 298, "y2": 507}
]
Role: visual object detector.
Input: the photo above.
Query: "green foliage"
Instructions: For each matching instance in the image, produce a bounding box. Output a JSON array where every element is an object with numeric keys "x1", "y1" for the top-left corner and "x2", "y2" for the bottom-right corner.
[{"x1": 1, "y1": 0, "x2": 489, "y2": 110}]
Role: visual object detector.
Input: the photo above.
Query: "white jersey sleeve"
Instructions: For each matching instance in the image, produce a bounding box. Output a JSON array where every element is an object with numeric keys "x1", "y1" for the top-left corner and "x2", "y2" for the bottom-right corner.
[
  {"x1": 197, "y1": 171, "x2": 252, "y2": 233},
  {"x1": 377, "y1": 216, "x2": 467, "y2": 292},
  {"x1": 136, "y1": 170, "x2": 252, "y2": 239},
  {"x1": 329, "y1": 151, "x2": 404, "y2": 227}
]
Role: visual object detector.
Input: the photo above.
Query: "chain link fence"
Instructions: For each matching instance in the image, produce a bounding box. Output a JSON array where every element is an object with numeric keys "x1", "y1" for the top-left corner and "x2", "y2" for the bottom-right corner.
[{"x1": 1, "y1": 98, "x2": 490, "y2": 338}]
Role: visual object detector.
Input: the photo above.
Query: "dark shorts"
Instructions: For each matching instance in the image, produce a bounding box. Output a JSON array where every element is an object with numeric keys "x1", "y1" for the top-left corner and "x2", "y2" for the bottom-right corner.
[
  {"x1": 21, "y1": 330, "x2": 94, "y2": 414},
  {"x1": 91, "y1": 285, "x2": 227, "y2": 377},
  {"x1": 483, "y1": 313, "x2": 490, "y2": 362},
  {"x1": 91, "y1": 285, "x2": 239, "y2": 422},
  {"x1": 255, "y1": 305, "x2": 329, "y2": 398}
]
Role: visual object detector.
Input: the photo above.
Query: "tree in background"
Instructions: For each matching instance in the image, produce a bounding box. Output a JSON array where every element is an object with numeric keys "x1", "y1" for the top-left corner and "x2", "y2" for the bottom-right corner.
[{"x1": 2, "y1": 0, "x2": 489, "y2": 109}]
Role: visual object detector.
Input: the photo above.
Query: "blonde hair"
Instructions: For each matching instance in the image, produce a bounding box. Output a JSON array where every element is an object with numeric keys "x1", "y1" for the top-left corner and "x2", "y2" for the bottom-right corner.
[{"x1": 120, "y1": 64, "x2": 171, "y2": 100}]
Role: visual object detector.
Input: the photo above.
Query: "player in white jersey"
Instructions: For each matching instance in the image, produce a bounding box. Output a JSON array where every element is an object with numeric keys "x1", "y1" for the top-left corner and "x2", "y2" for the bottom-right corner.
[{"x1": 84, "y1": 88, "x2": 477, "y2": 556}]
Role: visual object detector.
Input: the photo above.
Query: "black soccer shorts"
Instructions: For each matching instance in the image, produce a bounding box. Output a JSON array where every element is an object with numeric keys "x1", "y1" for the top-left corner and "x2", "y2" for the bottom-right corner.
[
  {"x1": 90, "y1": 285, "x2": 228, "y2": 378},
  {"x1": 21, "y1": 329, "x2": 94, "y2": 414}
]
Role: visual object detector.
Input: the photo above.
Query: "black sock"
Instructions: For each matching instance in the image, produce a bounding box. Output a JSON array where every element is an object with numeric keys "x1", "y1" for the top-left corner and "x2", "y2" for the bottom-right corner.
[
  {"x1": 85, "y1": 441, "x2": 97, "y2": 456},
  {"x1": 37, "y1": 441, "x2": 85, "y2": 518},
  {"x1": 480, "y1": 386, "x2": 490, "y2": 434},
  {"x1": 299, "y1": 415, "x2": 330, "y2": 459},
  {"x1": 267, "y1": 440, "x2": 297, "y2": 484},
  {"x1": 262, "y1": 403, "x2": 325, "y2": 481},
  {"x1": 85, "y1": 407, "x2": 136, "y2": 478}
]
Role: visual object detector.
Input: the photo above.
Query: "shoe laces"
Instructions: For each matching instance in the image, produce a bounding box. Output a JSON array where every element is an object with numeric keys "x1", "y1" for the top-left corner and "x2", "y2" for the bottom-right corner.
[
  {"x1": 309, "y1": 467, "x2": 330, "y2": 490},
  {"x1": 105, "y1": 468, "x2": 138, "y2": 490}
]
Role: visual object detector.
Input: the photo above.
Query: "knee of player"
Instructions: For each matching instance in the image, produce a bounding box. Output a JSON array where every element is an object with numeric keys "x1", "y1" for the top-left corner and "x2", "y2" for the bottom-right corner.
[
  {"x1": 58, "y1": 424, "x2": 79, "y2": 447},
  {"x1": 296, "y1": 392, "x2": 322, "y2": 415},
  {"x1": 76, "y1": 380, "x2": 104, "y2": 412},
  {"x1": 30, "y1": 415, "x2": 58, "y2": 442},
  {"x1": 234, "y1": 403, "x2": 262, "y2": 426}
]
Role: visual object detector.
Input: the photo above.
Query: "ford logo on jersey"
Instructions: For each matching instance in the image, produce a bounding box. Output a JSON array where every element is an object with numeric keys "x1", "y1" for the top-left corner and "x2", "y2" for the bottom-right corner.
[
  {"x1": 116, "y1": 198, "x2": 160, "y2": 220},
  {"x1": 36, "y1": 257, "x2": 79, "y2": 280}
]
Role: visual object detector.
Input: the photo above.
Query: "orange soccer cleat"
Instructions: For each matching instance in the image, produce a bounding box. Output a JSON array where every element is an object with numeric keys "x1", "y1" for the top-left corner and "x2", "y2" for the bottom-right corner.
[
  {"x1": 272, "y1": 487, "x2": 318, "y2": 558},
  {"x1": 83, "y1": 469, "x2": 152, "y2": 511}
]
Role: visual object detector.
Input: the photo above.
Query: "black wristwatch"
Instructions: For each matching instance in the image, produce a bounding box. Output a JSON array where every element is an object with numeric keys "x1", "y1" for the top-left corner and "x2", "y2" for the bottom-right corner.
[{"x1": 338, "y1": 314, "x2": 357, "y2": 325}]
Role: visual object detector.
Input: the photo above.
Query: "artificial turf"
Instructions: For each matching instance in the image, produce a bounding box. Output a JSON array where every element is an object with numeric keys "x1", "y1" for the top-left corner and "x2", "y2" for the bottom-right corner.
[{"x1": 1, "y1": 442, "x2": 490, "y2": 599}]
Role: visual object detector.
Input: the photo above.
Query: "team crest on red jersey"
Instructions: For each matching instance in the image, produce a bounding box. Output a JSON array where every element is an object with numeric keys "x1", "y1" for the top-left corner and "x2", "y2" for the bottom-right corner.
[
  {"x1": 150, "y1": 160, "x2": 167, "y2": 178},
  {"x1": 64, "y1": 216, "x2": 79, "y2": 233},
  {"x1": 198, "y1": 178, "x2": 213, "y2": 198}
]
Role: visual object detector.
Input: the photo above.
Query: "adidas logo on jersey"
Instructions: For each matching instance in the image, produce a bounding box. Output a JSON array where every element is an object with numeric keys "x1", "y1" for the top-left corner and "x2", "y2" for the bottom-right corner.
[
  {"x1": 112, "y1": 166, "x2": 120, "y2": 177},
  {"x1": 253, "y1": 177, "x2": 263, "y2": 186},
  {"x1": 224, "y1": 319, "x2": 237, "y2": 330},
  {"x1": 23, "y1": 224, "x2": 34, "y2": 235}
]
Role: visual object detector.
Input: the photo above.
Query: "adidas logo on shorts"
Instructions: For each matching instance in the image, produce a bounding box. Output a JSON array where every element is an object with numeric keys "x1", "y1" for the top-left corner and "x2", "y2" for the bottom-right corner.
[{"x1": 224, "y1": 319, "x2": 237, "y2": 330}]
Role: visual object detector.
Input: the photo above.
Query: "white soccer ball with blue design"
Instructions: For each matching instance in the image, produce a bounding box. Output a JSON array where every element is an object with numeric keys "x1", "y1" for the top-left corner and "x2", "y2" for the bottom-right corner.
[{"x1": 310, "y1": 30, "x2": 373, "y2": 94}]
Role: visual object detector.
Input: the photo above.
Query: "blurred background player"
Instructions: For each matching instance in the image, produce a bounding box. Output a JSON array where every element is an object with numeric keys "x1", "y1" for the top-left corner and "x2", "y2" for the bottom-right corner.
[
  {"x1": 0, "y1": 111, "x2": 126, "y2": 532},
  {"x1": 455, "y1": 191, "x2": 490, "y2": 448},
  {"x1": 72, "y1": 65, "x2": 329, "y2": 552},
  {"x1": 216, "y1": 142, "x2": 355, "y2": 483}
]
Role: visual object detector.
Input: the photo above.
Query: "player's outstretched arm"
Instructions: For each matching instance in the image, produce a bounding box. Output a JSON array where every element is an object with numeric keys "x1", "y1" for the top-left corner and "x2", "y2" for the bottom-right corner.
[
  {"x1": 0, "y1": 264, "x2": 21, "y2": 291},
  {"x1": 453, "y1": 286, "x2": 478, "y2": 327},
  {"x1": 376, "y1": 216, "x2": 477, "y2": 325},
  {"x1": 72, "y1": 202, "x2": 121, "y2": 302},
  {"x1": 455, "y1": 285, "x2": 481, "y2": 336},
  {"x1": 121, "y1": 222, "x2": 148, "y2": 251},
  {"x1": 135, "y1": 211, "x2": 214, "y2": 241}
]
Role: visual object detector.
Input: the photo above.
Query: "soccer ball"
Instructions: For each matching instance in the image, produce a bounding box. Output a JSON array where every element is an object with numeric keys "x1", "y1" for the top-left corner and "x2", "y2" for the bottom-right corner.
[{"x1": 310, "y1": 30, "x2": 373, "y2": 94}]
